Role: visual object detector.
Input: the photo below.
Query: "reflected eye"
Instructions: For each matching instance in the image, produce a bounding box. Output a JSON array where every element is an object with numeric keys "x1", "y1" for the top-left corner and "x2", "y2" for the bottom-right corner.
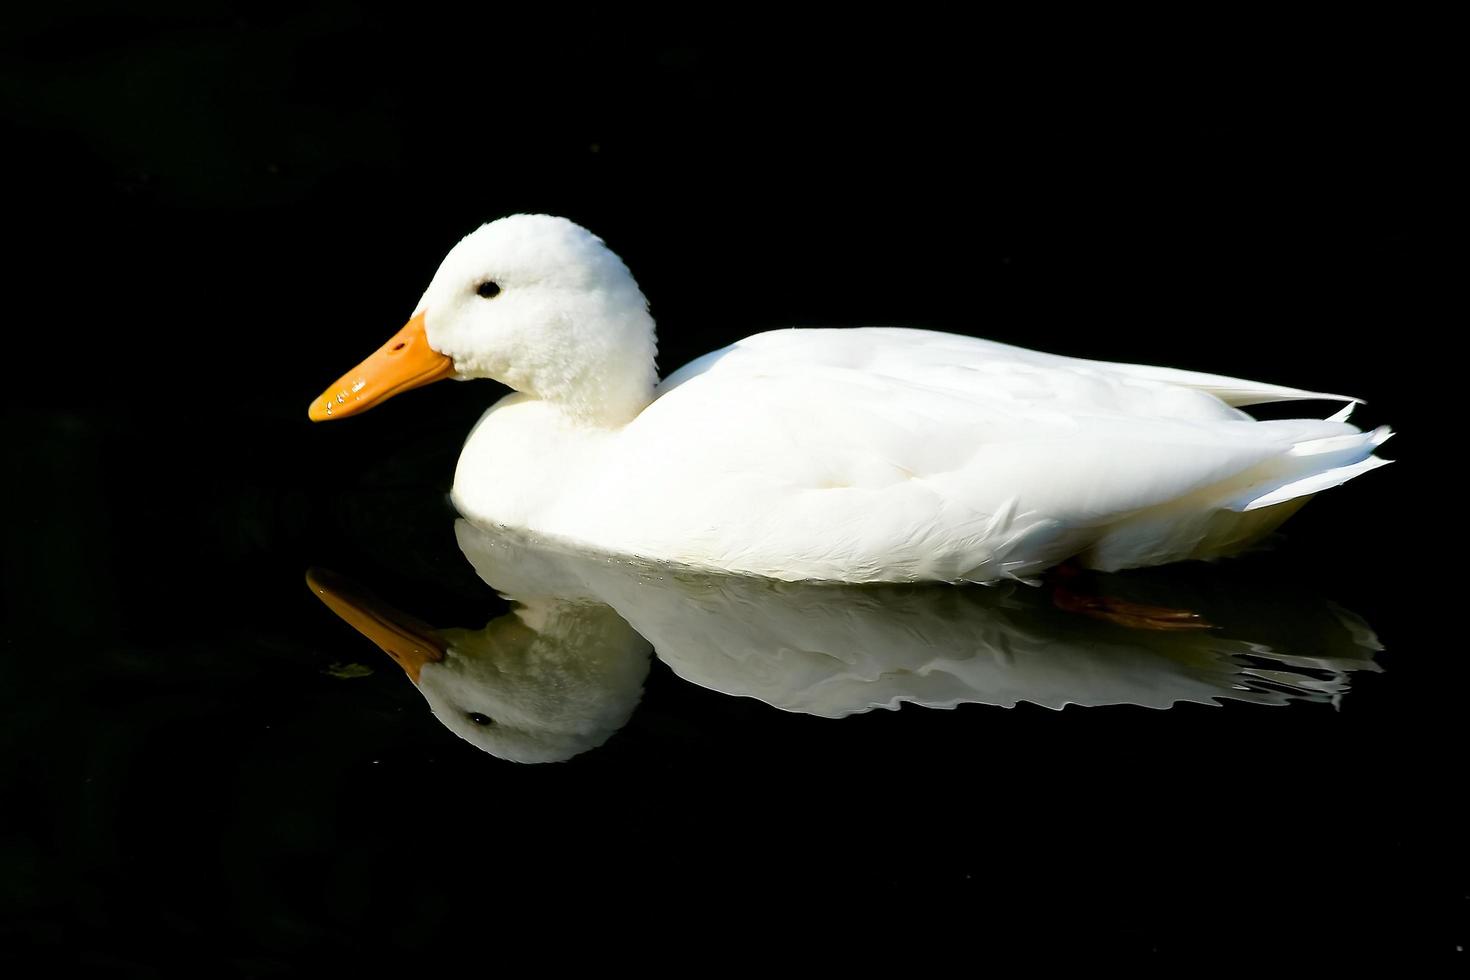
[
  {"x1": 476, "y1": 281, "x2": 501, "y2": 299},
  {"x1": 467, "y1": 712, "x2": 496, "y2": 727}
]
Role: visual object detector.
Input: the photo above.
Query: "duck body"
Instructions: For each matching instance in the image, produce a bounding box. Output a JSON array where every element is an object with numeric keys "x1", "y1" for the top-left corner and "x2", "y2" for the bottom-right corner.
[
  {"x1": 452, "y1": 325, "x2": 1388, "y2": 583},
  {"x1": 313, "y1": 214, "x2": 1392, "y2": 584}
]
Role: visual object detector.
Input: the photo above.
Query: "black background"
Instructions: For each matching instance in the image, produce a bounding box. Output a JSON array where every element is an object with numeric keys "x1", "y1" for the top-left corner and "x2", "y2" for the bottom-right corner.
[{"x1": 1, "y1": 3, "x2": 1459, "y2": 971}]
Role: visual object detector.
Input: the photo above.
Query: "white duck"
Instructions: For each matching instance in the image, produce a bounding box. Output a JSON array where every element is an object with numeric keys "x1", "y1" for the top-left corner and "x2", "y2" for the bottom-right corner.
[{"x1": 310, "y1": 214, "x2": 1392, "y2": 583}]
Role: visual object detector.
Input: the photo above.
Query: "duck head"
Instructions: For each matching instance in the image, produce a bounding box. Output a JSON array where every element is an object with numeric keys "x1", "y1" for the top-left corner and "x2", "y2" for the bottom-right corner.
[{"x1": 309, "y1": 214, "x2": 658, "y2": 426}]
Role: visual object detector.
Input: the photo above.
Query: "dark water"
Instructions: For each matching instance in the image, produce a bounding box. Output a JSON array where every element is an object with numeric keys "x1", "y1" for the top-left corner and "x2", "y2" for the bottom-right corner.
[
  {"x1": 2, "y1": 7, "x2": 1457, "y2": 970},
  {"x1": 8, "y1": 410, "x2": 1459, "y2": 967}
]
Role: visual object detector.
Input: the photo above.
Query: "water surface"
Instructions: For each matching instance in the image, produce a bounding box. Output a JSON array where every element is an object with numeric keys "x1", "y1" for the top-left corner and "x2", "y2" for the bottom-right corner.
[{"x1": 3, "y1": 408, "x2": 1458, "y2": 964}]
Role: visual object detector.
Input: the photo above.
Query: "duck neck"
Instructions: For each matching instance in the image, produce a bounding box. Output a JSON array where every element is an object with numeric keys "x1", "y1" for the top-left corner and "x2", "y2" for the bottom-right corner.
[{"x1": 500, "y1": 307, "x2": 658, "y2": 429}]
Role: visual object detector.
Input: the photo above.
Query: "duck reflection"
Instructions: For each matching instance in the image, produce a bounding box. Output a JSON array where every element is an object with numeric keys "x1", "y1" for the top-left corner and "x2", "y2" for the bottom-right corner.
[{"x1": 309, "y1": 521, "x2": 1382, "y2": 763}]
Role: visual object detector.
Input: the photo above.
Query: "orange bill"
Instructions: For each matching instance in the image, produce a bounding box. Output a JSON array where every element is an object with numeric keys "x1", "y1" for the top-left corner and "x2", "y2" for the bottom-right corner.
[
  {"x1": 308, "y1": 311, "x2": 454, "y2": 421},
  {"x1": 306, "y1": 568, "x2": 446, "y2": 683}
]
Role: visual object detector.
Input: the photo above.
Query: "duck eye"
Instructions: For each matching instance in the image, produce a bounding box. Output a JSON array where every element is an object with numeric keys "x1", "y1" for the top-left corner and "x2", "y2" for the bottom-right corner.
[
  {"x1": 467, "y1": 712, "x2": 496, "y2": 727},
  {"x1": 476, "y1": 281, "x2": 501, "y2": 299}
]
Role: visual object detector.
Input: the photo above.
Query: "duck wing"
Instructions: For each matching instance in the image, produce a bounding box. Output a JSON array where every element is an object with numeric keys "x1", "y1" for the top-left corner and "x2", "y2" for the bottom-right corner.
[{"x1": 662, "y1": 326, "x2": 1357, "y2": 408}]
